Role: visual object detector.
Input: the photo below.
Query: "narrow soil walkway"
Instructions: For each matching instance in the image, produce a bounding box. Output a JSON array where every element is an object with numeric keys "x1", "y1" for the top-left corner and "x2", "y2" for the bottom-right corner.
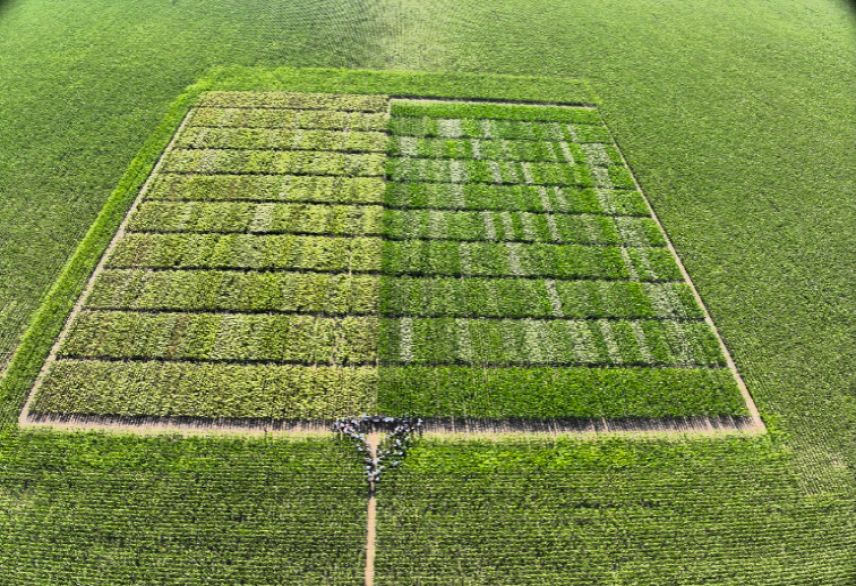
[{"x1": 364, "y1": 431, "x2": 380, "y2": 586}]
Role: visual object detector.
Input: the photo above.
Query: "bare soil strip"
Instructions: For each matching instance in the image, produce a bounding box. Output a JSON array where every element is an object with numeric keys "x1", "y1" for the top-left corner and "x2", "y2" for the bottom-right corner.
[
  {"x1": 364, "y1": 431, "x2": 380, "y2": 586},
  {"x1": 22, "y1": 412, "x2": 760, "y2": 438},
  {"x1": 596, "y1": 112, "x2": 765, "y2": 433},
  {"x1": 18, "y1": 111, "x2": 195, "y2": 429}
]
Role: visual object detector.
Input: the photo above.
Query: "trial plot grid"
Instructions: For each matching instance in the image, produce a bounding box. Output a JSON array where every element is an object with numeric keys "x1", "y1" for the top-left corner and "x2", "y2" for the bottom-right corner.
[{"x1": 24, "y1": 92, "x2": 751, "y2": 427}]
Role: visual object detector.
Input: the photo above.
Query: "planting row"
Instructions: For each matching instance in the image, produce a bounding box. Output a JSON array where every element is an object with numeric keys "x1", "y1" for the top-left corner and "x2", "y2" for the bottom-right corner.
[
  {"x1": 381, "y1": 317, "x2": 724, "y2": 367},
  {"x1": 33, "y1": 358, "x2": 377, "y2": 419},
  {"x1": 387, "y1": 157, "x2": 633, "y2": 189},
  {"x1": 381, "y1": 239, "x2": 680, "y2": 281},
  {"x1": 187, "y1": 107, "x2": 387, "y2": 131},
  {"x1": 390, "y1": 100, "x2": 601, "y2": 124},
  {"x1": 106, "y1": 234, "x2": 382, "y2": 273},
  {"x1": 389, "y1": 117, "x2": 611, "y2": 143},
  {"x1": 128, "y1": 201, "x2": 664, "y2": 246},
  {"x1": 389, "y1": 136, "x2": 621, "y2": 166},
  {"x1": 197, "y1": 90, "x2": 388, "y2": 111},
  {"x1": 385, "y1": 182, "x2": 649, "y2": 216},
  {"x1": 86, "y1": 270, "x2": 699, "y2": 320},
  {"x1": 384, "y1": 209, "x2": 665, "y2": 246},
  {"x1": 378, "y1": 277, "x2": 701, "y2": 319},
  {"x1": 128, "y1": 202, "x2": 385, "y2": 236},
  {"x1": 87, "y1": 270, "x2": 381, "y2": 315},
  {"x1": 176, "y1": 126, "x2": 387, "y2": 152},
  {"x1": 145, "y1": 174, "x2": 649, "y2": 217},
  {"x1": 163, "y1": 149, "x2": 386, "y2": 177},
  {"x1": 146, "y1": 174, "x2": 386, "y2": 204},
  {"x1": 377, "y1": 366, "x2": 747, "y2": 418},
  {"x1": 59, "y1": 311, "x2": 378, "y2": 365}
]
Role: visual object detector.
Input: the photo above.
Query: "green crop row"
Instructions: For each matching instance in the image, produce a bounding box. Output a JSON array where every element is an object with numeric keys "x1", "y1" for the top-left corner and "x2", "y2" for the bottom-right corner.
[
  {"x1": 128, "y1": 202, "x2": 384, "y2": 236},
  {"x1": 163, "y1": 149, "x2": 386, "y2": 177},
  {"x1": 389, "y1": 136, "x2": 624, "y2": 166},
  {"x1": 379, "y1": 277, "x2": 702, "y2": 319},
  {"x1": 106, "y1": 234, "x2": 383, "y2": 272},
  {"x1": 388, "y1": 117, "x2": 611, "y2": 143},
  {"x1": 384, "y1": 209, "x2": 665, "y2": 246},
  {"x1": 31, "y1": 360, "x2": 377, "y2": 418},
  {"x1": 175, "y1": 126, "x2": 388, "y2": 152},
  {"x1": 197, "y1": 90, "x2": 388, "y2": 112},
  {"x1": 86, "y1": 269, "x2": 380, "y2": 314},
  {"x1": 390, "y1": 100, "x2": 600, "y2": 124},
  {"x1": 187, "y1": 107, "x2": 387, "y2": 131},
  {"x1": 384, "y1": 182, "x2": 650, "y2": 216},
  {"x1": 382, "y1": 240, "x2": 680, "y2": 281},
  {"x1": 386, "y1": 157, "x2": 594, "y2": 187},
  {"x1": 377, "y1": 366, "x2": 746, "y2": 418},
  {"x1": 59, "y1": 311, "x2": 378, "y2": 365},
  {"x1": 145, "y1": 174, "x2": 385, "y2": 204},
  {"x1": 378, "y1": 317, "x2": 725, "y2": 367}
]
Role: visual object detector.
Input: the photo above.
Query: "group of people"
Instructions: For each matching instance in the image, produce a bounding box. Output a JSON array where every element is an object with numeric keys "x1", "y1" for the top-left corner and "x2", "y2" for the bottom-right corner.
[{"x1": 331, "y1": 416, "x2": 423, "y2": 484}]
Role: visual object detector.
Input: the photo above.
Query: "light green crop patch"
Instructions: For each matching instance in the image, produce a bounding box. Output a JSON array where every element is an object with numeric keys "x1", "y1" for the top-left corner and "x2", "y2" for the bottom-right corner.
[{"x1": 23, "y1": 82, "x2": 749, "y2": 425}]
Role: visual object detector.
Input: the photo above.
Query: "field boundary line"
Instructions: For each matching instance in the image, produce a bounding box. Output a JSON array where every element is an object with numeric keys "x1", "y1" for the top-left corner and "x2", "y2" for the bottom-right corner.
[
  {"x1": 596, "y1": 112, "x2": 765, "y2": 433},
  {"x1": 18, "y1": 110, "x2": 195, "y2": 428}
]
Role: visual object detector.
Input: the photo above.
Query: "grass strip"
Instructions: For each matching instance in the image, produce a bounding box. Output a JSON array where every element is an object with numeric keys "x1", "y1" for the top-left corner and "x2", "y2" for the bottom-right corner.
[
  {"x1": 106, "y1": 234, "x2": 383, "y2": 272},
  {"x1": 164, "y1": 149, "x2": 386, "y2": 176},
  {"x1": 146, "y1": 174, "x2": 385, "y2": 204},
  {"x1": 31, "y1": 360, "x2": 377, "y2": 419},
  {"x1": 86, "y1": 270, "x2": 380, "y2": 315},
  {"x1": 197, "y1": 91, "x2": 388, "y2": 111},
  {"x1": 58, "y1": 311, "x2": 378, "y2": 365},
  {"x1": 385, "y1": 183, "x2": 649, "y2": 216},
  {"x1": 379, "y1": 278, "x2": 701, "y2": 319},
  {"x1": 390, "y1": 100, "x2": 600, "y2": 124},
  {"x1": 377, "y1": 366, "x2": 746, "y2": 418},
  {"x1": 378, "y1": 318, "x2": 725, "y2": 367},
  {"x1": 176, "y1": 127, "x2": 388, "y2": 152},
  {"x1": 128, "y1": 202, "x2": 384, "y2": 236},
  {"x1": 389, "y1": 137, "x2": 595, "y2": 164}
]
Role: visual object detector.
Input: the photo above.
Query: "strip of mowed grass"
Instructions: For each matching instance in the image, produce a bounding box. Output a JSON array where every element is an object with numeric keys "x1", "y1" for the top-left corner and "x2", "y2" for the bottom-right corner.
[
  {"x1": 375, "y1": 437, "x2": 852, "y2": 585},
  {"x1": 0, "y1": 432, "x2": 368, "y2": 585}
]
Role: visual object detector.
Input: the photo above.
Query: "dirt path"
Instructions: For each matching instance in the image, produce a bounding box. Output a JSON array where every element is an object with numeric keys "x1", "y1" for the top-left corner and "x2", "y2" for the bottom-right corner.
[{"x1": 364, "y1": 431, "x2": 380, "y2": 586}]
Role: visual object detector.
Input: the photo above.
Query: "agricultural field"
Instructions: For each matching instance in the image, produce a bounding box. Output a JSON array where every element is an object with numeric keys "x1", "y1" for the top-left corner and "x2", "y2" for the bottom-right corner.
[
  {"x1": 0, "y1": 0, "x2": 854, "y2": 584},
  {"x1": 21, "y1": 88, "x2": 751, "y2": 427}
]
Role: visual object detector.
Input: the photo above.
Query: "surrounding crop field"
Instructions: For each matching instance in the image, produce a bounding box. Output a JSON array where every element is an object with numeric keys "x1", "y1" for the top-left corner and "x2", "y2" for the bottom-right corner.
[
  {"x1": 0, "y1": 432, "x2": 367, "y2": 585},
  {"x1": 376, "y1": 437, "x2": 854, "y2": 585},
  {"x1": 24, "y1": 90, "x2": 748, "y2": 424},
  {"x1": 0, "y1": 0, "x2": 854, "y2": 583}
]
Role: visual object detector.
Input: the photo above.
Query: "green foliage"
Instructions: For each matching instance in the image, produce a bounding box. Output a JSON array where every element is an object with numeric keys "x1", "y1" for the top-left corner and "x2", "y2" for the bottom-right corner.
[
  {"x1": 176, "y1": 127, "x2": 388, "y2": 152},
  {"x1": 0, "y1": 432, "x2": 368, "y2": 584},
  {"x1": 379, "y1": 277, "x2": 702, "y2": 319},
  {"x1": 31, "y1": 361, "x2": 377, "y2": 418},
  {"x1": 375, "y1": 438, "x2": 852, "y2": 585},
  {"x1": 378, "y1": 366, "x2": 746, "y2": 418},
  {"x1": 390, "y1": 100, "x2": 600, "y2": 124},
  {"x1": 377, "y1": 317, "x2": 725, "y2": 367}
]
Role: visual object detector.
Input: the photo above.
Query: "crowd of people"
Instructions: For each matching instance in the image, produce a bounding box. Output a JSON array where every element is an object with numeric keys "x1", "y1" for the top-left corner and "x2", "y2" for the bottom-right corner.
[{"x1": 331, "y1": 416, "x2": 423, "y2": 484}]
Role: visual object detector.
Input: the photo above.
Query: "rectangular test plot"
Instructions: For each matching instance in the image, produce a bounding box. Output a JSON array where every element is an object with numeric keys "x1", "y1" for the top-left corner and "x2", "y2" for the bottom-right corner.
[{"x1": 377, "y1": 99, "x2": 748, "y2": 422}]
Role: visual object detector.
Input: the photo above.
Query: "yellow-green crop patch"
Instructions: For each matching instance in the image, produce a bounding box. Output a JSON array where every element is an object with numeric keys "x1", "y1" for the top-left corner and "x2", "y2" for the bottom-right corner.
[{"x1": 22, "y1": 90, "x2": 751, "y2": 427}]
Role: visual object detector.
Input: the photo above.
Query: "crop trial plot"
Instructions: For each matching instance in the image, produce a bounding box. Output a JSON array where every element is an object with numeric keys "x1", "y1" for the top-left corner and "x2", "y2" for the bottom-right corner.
[{"x1": 21, "y1": 91, "x2": 755, "y2": 430}]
